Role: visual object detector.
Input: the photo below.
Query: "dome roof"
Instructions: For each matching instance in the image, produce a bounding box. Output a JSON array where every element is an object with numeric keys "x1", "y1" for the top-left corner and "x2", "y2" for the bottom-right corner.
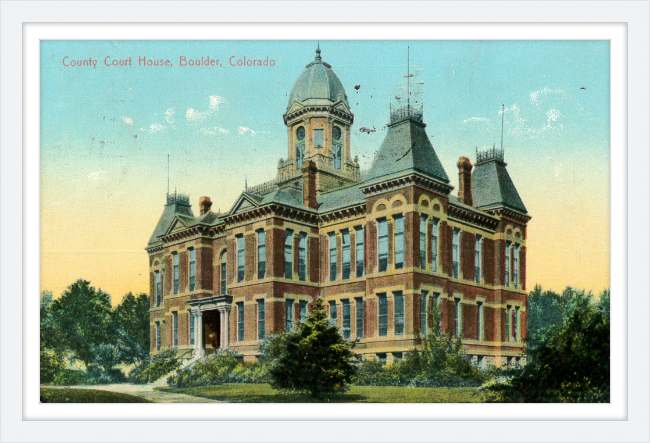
[{"x1": 286, "y1": 48, "x2": 350, "y2": 111}]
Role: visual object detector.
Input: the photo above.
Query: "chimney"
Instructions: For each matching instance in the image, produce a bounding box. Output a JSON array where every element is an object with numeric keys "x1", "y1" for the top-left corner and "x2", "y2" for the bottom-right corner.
[
  {"x1": 457, "y1": 157, "x2": 473, "y2": 206},
  {"x1": 199, "y1": 196, "x2": 212, "y2": 215},
  {"x1": 301, "y1": 160, "x2": 318, "y2": 210}
]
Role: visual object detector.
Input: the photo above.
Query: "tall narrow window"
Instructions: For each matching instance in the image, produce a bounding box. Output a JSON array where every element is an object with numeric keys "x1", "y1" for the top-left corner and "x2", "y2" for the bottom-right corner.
[
  {"x1": 420, "y1": 290, "x2": 429, "y2": 336},
  {"x1": 394, "y1": 215, "x2": 404, "y2": 269},
  {"x1": 505, "y1": 241, "x2": 511, "y2": 286},
  {"x1": 155, "y1": 322, "x2": 161, "y2": 351},
  {"x1": 505, "y1": 305, "x2": 512, "y2": 342},
  {"x1": 378, "y1": 218, "x2": 388, "y2": 272},
  {"x1": 220, "y1": 251, "x2": 227, "y2": 294},
  {"x1": 257, "y1": 230, "x2": 266, "y2": 279},
  {"x1": 189, "y1": 313, "x2": 195, "y2": 346},
  {"x1": 420, "y1": 214, "x2": 428, "y2": 269},
  {"x1": 454, "y1": 298, "x2": 462, "y2": 337},
  {"x1": 452, "y1": 228, "x2": 460, "y2": 278},
  {"x1": 378, "y1": 294, "x2": 388, "y2": 337},
  {"x1": 329, "y1": 301, "x2": 338, "y2": 328},
  {"x1": 477, "y1": 302, "x2": 484, "y2": 341},
  {"x1": 329, "y1": 232, "x2": 337, "y2": 282},
  {"x1": 285, "y1": 299, "x2": 294, "y2": 331},
  {"x1": 514, "y1": 245, "x2": 519, "y2": 289},
  {"x1": 342, "y1": 300, "x2": 351, "y2": 339},
  {"x1": 257, "y1": 300, "x2": 265, "y2": 340},
  {"x1": 189, "y1": 249, "x2": 196, "y2": 291},
  {"x1": 514, "y1": 306, "x2": 520, "y2": 342},
  {"x1": 333, "y1": 142, "x2": 342, "y2": 170},
  {"x1": 237, "y1": 236, "x2": 245, "y2": 283},
  {"x1": 296, "y1": 143, "x2": 305, "y2": 169},
  {"x1": 173, "y1": 311, "x2": 178, "y2": 347},
  {"x1": 298, "y1": 233, "x2": 307, "y2": 281},
  {"x1": 313, "y1": 129, "x2": 324, "y2": 148},
  {"x1": 299, "y1": 300, "x2": 308, "y2": 323},
  {"x1": 173, "y1": 253, "x2": 179, "y2": 294},
  {"x1": 342, "y1": 230, "x2": 351, "y2": 280},
  {"x1": 433, "y1": 292, "x2": 441, "y2": 334},
  {"x1": 355, "y1": 297, "x2": 364, "y2": 338},
  {"x1": 155, "y1": 271, "x2": 162, "y2": 307},
  {"x1": 394, "y1": 291, "x2": 404, "y2": 335},
  {"x1": 432, "y1": 218, "x2": 439, "y2": 272},
  {"x1": 355, "y1": 226, "x2": 365, "y2": 277},
  {"x1": 284, "y1": 229, "x2": 294, "y2": 279},
  {"x1": 475, "y1": 235, "x2": 482, "y2": 283},
  {"x1": 237, "y1": 302, "x2": 245, "y2": 341}
]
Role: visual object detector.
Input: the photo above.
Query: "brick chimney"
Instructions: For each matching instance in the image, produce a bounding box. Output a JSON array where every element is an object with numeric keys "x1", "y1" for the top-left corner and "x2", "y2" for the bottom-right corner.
[
  {"x1": 301, "y1": 160, "x2": 318, "y2": 210},
  {"x1": 199, "y1": 196, "x2": 212, "y2": 215},
  {"x1": 457, "y1": 157, "x2": 473, "y2": 206}
]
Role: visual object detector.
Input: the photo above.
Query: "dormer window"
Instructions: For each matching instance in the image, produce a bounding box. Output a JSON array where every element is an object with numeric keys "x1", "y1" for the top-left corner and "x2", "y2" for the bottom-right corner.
[{"x1": 313, "y1": 129, "x2": 324, "y2": 148}]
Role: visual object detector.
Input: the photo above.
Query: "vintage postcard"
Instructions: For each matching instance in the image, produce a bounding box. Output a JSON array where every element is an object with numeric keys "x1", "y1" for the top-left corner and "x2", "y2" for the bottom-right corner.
[{"x1": 39, "y1": 39, "x2": 610, "y2": 404}]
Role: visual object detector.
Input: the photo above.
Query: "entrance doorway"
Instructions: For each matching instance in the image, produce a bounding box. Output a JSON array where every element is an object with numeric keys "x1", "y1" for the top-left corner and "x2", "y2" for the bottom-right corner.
[{"x1": 203, "y1": 310, "x2": 221, "y2": 352}]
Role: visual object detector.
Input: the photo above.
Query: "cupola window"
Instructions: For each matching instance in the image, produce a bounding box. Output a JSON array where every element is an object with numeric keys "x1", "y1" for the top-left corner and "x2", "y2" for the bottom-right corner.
[{"x1": 313, "y1": 129, "x2": 324, "y2": 148}]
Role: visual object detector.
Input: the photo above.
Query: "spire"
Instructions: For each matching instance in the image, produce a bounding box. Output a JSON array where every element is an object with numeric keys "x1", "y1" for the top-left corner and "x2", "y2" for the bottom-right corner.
[{"x1": 315, "y1": 42, "x2": 322, "y2": 61}]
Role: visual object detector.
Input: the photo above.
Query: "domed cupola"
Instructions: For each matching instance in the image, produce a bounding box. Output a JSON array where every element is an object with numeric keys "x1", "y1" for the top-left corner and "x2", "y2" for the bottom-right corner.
[
  {"x1": 279, "y1": 45, "x2": 359, "y2": 193},
  {"x1": 285, "y1": 46, "x2": 351, "y2": 112}
]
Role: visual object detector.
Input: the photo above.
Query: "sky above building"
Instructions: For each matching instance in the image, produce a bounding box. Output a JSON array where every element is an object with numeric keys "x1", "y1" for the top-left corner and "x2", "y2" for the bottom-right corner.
[{"x1": 40, "y1": 40, "x2": 610, "y2": 304}]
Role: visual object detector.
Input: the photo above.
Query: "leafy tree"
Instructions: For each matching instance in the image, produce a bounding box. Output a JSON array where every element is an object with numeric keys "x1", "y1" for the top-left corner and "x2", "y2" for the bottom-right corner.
[
  {"x1": 50, "y1": 280, "x2": 113, "y2": 368},
  {"x1": 110, "y1": 292, "x2": 150, "y2": 364},
  {"x1": 40, "y1": 290, "x2": 61, "y2": 351},
  {"x1": 270, "y1": 298, "x2": 356, "y2": 399}
]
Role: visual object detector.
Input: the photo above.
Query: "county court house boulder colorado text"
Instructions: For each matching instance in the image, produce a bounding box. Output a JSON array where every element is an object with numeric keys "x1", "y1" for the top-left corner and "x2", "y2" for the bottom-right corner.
[{"x1": 146, "y1": 47, "x2": 531, "y2": 368}]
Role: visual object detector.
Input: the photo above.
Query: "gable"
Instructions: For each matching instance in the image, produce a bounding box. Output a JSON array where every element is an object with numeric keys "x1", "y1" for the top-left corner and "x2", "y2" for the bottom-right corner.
[{"x1": 229, "y1": 193, "x2": 261, "y2": 216}]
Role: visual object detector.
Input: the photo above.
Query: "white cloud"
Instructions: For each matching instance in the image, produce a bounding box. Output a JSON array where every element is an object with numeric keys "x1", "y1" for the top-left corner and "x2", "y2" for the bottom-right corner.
[
  {"x1": 463, "y1": 117, "x2": 490, "y2": 124},
  {"x1": 164, "y1": 108, "x2": 175, "y2": 127},
  {"x1": 209, "y1": 95, "x2": 227, "y2": 110},
  {"x1": 238, "y1": 126, "x2": 255, "y2": 135},
  {"x1": 529, "y1": 87, "x2": 565, "y2": 105},
  {"x1": 121, "y1": 116, "x2": 133, "y2": 126},
  {"x1": 186, "y1": 108, "x2": 210, "y2": 123},
  {"x1": 87, "y1": 170, "x2": 106, "y2": 182},
  {"x1": 149, "y1": 123, "x2": 164, "y2": 133},
  {"x1": 201, "y1": 126, "x2": 230, "y2": 136}
]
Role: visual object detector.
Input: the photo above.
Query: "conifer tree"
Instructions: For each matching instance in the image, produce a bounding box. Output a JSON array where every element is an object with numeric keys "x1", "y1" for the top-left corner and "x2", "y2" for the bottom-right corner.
[{"x1": 270, "y1": 298, "x2": 356, "y2": 399}]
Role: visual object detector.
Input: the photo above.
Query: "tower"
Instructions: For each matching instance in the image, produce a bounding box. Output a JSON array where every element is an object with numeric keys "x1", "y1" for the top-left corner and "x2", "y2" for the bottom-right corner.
[{"x1": 280, "y1": 45, "x2": 360, "y2": 192}]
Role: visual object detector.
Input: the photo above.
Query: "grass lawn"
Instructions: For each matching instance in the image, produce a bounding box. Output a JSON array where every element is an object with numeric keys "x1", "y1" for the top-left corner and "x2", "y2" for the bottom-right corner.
[
  {"x1": 159, "y1": 383, "x2": 485, "y2": 403},
  {"x1": 40, "y1": 387, "x2": 151, "y2": 403}
]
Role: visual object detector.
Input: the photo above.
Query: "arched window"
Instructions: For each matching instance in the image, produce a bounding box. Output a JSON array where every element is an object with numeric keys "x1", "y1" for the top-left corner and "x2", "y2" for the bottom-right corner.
[
  {"x1": 333, "y1": 142, "x2": 342, "y2": 170},
  {"x1": 220, "y1": 250, "x2": 227, "y2": 294}
]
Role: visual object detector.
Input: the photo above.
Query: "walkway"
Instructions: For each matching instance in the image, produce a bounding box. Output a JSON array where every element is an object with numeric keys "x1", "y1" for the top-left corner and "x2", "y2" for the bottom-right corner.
[{"x1": 45, "y1": 383, "x2": 221, "y2": 403}]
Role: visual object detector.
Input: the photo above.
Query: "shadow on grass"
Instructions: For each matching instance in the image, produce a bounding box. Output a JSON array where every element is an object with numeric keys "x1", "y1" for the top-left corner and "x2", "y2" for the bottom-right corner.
[
  {"x1": 40, "y1": 387, "x2": 151, "y2": 403},
  {"x1": 159, "y1": 385, "x2": 369, "y2": 403}
]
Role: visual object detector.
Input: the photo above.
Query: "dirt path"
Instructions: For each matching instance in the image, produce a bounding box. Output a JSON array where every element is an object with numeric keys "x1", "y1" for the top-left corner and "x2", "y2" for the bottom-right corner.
[{"x1": 44, "y1": 383, "x2": 221, "y2": 403}]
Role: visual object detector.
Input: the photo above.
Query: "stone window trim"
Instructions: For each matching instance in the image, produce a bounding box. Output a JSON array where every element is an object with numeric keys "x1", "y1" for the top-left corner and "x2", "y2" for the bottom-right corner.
[{"x1": 256, "y1": 228, "x2": 266, "y2": 280}]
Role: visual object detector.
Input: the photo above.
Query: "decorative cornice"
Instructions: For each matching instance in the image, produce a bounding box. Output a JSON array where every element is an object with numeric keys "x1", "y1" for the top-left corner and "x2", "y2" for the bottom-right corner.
[
  {"x1": 284, "y1": 105, "x2": 354, "y2": 126},
  {"x1": 448, "y1": 203, "x2": 500, "y2": 230},
  {"x1": 361, "y1": 173, "x2": 453, "y2": 197}
]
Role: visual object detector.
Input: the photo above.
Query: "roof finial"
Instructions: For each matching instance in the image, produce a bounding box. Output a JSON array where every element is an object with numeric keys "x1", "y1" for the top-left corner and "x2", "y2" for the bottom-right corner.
[{"x1": 315, "y1": 42, "x2": 321, "y2": 61}]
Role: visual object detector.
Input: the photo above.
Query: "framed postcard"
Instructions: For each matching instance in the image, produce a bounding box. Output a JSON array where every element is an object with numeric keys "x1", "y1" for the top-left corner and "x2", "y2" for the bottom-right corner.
[{"x1": 2, "y1": 1, "x2": 649, "y2": 442}]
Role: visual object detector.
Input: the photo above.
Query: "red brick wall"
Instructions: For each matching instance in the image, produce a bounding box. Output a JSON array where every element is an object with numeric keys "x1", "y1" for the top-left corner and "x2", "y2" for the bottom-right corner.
[
  {"x1": 269, "y1": 227, "x2": 285, "y2": 278},
  {"x1": 405, "y1": 212, "x2": 415, "y2": 268},
  {"x1": 164, "y1": 255, "x2": 172, "y2": 296},
  {"x1": 199, "y1": 246, "x2": 213, "y2": 290},
  {"x1": 463, "y1": 303, "x2": 478, "y2": 339},
  {"x1": 366, "y1": 221, "x2": 376, "y2": 273},
  {"x1": 521, "y1": 311, "x2": 527, "y2": 340},
  {"x1": 440, "y1": 221, "x2": 452, "y2": 276},
  {"x1": 180, "y1": 250, "x2": 188, "y2": 292},
  {"x1": 149, "y1": 272, "x2": 155, "y2": 307},
  {"x1": 461, "y1": 232, "x2": 476, "y2": 281},
  {"x1": 309, "y1": 236, "x2": 319, "y2": 282},
  {"x1": 482, "y1": 238, "x2": 496, "y2": 285},
  {"x1": 495, "y1": 239, "x2": 505, "y2": 286},
  {"x1": 365, "y1": 298, "x2": 376, "y2": 337},
  {"x1": 484, "y1": 306, "x2": 496, "y2": 341},
  {"x1": 245, "y1": 234, "x2": 255, "y2": 282}
]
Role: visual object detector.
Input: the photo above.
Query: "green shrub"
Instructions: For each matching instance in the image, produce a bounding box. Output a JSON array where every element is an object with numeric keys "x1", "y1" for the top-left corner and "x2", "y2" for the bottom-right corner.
[
  {"x1": 40, "y1": 350, "x2": 66, "y2": 384},
  {"x1": 168, "y1": 350, "x2": 270, "y2": 388},
  {"x1": 127, "y1": 349, "x2": 182, "y2": 384},
  {"x1": 52, "y1": 367, "x2": 126, "y2": 385}
]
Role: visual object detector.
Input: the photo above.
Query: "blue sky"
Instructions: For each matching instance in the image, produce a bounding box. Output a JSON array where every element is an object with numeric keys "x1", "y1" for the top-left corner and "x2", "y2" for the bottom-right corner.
[{"x1": 40, "y1": 40, "x2": 610, "y2": 300}]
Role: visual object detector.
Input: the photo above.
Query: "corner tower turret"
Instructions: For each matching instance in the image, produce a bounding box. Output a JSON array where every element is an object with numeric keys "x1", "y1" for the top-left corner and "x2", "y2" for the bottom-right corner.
[{"x1": 280, "y1": 46, "x2": 360, "y2": 193}]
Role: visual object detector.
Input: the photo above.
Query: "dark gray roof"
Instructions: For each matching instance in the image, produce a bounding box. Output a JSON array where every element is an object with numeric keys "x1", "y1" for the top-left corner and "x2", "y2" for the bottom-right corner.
[
  {"x1": 472, "y1": 159, "x2": 528, "y2": 214},
  {"x1": 147, "y1": 201, "x2": 195, "y2": 245},
  {"x1": 317, "y1": 183, "x2": 366, "y2": 213},
  {"x1": 259, "y1": 187, "x2": 307, "y2": 209},
  {"x1": 365, "y1": 118, "x2": 449, "y2": 186}
]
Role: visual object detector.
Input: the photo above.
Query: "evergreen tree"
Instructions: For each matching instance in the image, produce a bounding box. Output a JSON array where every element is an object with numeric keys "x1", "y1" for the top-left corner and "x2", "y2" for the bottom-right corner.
[{"x1": 270, "y1": 298, "x2": 356, "y2": 399}]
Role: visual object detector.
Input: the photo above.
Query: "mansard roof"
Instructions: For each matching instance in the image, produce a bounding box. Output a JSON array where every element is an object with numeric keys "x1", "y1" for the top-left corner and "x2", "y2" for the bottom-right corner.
[
  {"x1": 365, "y1": 118, "x2": 450, "y2": 187},
  {"x1": 472, "y1": 158, "x2": 528, "y2": 214},
  {"x1": 147, "y1": 194, "x2": 195, "y2": 245}
]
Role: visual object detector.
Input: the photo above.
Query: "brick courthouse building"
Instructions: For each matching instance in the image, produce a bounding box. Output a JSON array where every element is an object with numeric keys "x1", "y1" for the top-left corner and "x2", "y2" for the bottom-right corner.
[{"x1": 146, "y1": 48, "x2": 531, "y2": 367}]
